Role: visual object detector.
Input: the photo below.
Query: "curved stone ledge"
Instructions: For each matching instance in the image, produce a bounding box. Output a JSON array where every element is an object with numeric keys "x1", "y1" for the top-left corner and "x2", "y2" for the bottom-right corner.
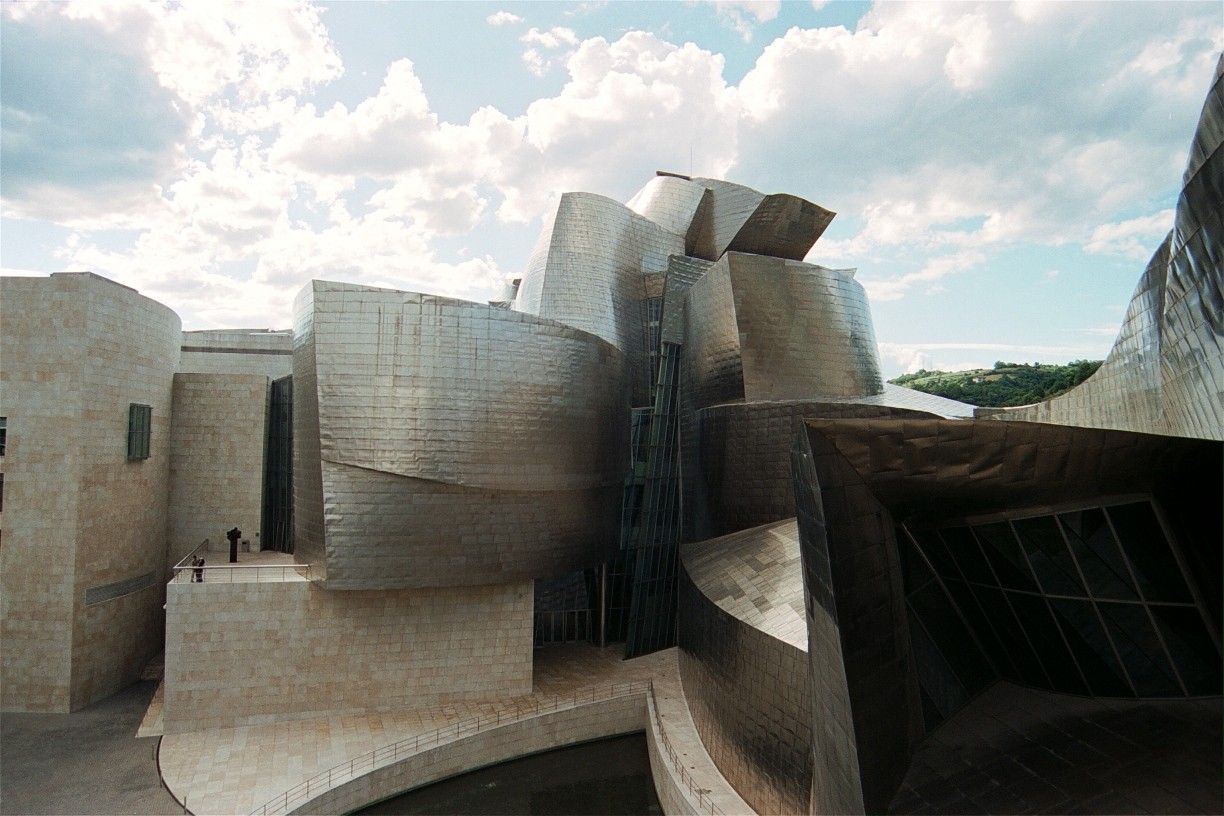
[{"x1": 281, "y1": 694, "x2": 647, "y2": 816}]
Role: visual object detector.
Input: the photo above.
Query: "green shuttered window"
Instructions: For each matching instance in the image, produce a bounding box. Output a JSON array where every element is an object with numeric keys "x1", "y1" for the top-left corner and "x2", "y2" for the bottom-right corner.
[{"x1": 127, "y1": 403, "x2": 151, "y2": 460}]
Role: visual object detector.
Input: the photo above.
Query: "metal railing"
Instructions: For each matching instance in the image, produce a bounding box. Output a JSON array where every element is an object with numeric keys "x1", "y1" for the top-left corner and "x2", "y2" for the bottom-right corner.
[
  {"x1": 647, "y1": 683, "x2": 726, "y2": 816},
  {"x1": 169, "y1": 539, "x2": 210, "y2": 579},
  {"x1": 249, "y1": 680, "x2": 650, "y2": 816},
  {"x1": 533, "y1": 609, "x2": 593, "y2": 645},
  {"x1": 170, "y1": 562, "x2": 311, "y2": 584},
  {"x1": 169, "y1": 540, "x2": 310, "y2": 584}
]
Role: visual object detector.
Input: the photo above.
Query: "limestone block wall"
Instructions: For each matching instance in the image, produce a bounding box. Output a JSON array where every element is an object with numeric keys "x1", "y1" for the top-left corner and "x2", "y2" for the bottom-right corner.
[
  {"x1": 0, "y1": 276, "x2": 86, "y2": 711},
  {"x1": 1, "y1": 272, "x2": 181, "y2": 712},
  {"x1": 162, "y1": 579, "x2": 533, "y2": 733},
  {"x1": 167, "y1": 373, "x2": 269, "y2": 569},
  {"x1": 178, "y1": 329, "x2": 292, "y2": 378}
]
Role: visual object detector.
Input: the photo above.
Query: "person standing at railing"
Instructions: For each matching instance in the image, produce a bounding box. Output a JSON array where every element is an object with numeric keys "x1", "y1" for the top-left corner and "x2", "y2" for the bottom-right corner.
[{"x1": 192, "y1": 555, "x2": 205, "y2": 583}]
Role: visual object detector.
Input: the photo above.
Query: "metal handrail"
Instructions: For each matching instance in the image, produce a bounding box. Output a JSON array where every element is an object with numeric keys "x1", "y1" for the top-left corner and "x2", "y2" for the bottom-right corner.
[
  {"x1": 170, "y1": 562, "x2": 311, "y2": 584},
  {"x1": 647, "y1": 683, "x2": 725, "y2": 816},
  {"x1": 170, "y1": 539, "x2": 210, "y2": 574},
  {"x1": 248, "y1": 681, "x2": 650, "y2": 816}
]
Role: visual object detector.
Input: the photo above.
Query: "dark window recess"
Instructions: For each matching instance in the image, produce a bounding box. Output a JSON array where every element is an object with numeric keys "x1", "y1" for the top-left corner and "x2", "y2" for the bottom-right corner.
[
  {"x1": 1007, "y1": 591, "x2": 1088, "y2": 695},
  {"x1": 1013, "y1": 515, "x2": 1085, "y2": 596},
  {"x1": 1058, "y1": 508, "x2": 1137, "y2": 600},
  {"x1": 1048, "y1": 598, "x2": 1132, "y2": 696},
  {"x1": 0, "y1": 473, "x2": 4, "y2": 512},
  {"x1": 974, "y1": 523, "x2": 1038, "y2": 591},
  {"x1": 127, "y1": 403, "x2": 152, "y2": 460},
  {"x1": 940, "y1": 527, "x2": 995, "y2": 584},
  {"x1": 1107, "y1": 502, "x2": 1192, "y2": 603},
  {"x1": 1097, "y1": 601, "x2": 1182, "y2": 697},
  {"x1": 0, "y1": 416, "x2": 6, "y2": 456},
  {"x1": 1150, "y1": 606, "x2": 1222, "y2": 696}
]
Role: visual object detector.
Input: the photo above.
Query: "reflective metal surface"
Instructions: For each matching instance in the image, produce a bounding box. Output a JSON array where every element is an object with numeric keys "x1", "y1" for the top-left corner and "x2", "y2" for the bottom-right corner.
[
  {"x1": 514, "y1": 192, "x2": 682, "y2": 407},
  {"x1": 678, "y1": 519, "x2": 811, "y2": 815},
  {"x1": 792, "y1": 416, "x2": 1222, "y2": 811},
  {"x1": 684, "y1": 253, "x2": 885, "y2": 407},
  {"x1": 980, "y1": 57, "x2": 1223, "y2": 441},
  {"x1": 626, "y1": 174, "x2": 710, "y2": 237},
  {"x1": 293, "y1": 281, "x2": 628, "y2": 589}
]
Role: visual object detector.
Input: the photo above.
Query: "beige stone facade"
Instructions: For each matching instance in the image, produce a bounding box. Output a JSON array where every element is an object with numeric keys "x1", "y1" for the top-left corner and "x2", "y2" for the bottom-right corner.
[
  {"x1": 0, "y1": 272, "x2": 181, "y2": 712},
  {"x1": 167, "y1": 373, "x2": 270, "y2": 569},
  {"x1": 162, "y1": 577, "x2": 533, "y2": 733},
  {"x1": 178, "y1": 328, "x2": 292, "y2": 378}
]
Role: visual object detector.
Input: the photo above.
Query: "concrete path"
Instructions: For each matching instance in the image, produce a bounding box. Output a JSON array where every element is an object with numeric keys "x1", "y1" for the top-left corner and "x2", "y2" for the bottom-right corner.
[{"x1": 1, "y1": 679, "x2": 183, "y2": 815}]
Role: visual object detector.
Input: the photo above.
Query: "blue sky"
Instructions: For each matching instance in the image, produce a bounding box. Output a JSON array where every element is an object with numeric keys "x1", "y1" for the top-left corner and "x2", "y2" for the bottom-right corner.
[{"x1": 2, "y1": 1, "x2": 1220, "y2": 376}]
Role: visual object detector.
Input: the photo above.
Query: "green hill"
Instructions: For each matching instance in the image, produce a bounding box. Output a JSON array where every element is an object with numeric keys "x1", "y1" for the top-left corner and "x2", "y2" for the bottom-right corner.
[{"x1": 889, "y1": 360, "x2": 1103, "y2": 408}]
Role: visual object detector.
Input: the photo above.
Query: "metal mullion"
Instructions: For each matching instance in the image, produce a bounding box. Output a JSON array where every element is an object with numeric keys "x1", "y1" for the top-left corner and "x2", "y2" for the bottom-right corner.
[
  {"x1": 1145, "y1": 497, "x2": 1222, "y2": 651},
  {"x1": 1008, "y1": 519, "x2": 1094, "y2": 697},
  {"x1": 902, "y1": 524, "x2": 1002, "y2": 678},
  {"x1": 1102, "y1": 505, "x2": 1189, "y2": 696},
  {"x1": 1055, "y1": 514, "x2": 1138, "y2": 696},
  {"x1": 934, "y1": 528, "x2": 1022, "y2": 678},
  {"x1": 968, "y1": 526, "x2": 1056, "y2": 689},
  {"x1": 905, "y1": 596, "x2": 969, "y2": 712}
]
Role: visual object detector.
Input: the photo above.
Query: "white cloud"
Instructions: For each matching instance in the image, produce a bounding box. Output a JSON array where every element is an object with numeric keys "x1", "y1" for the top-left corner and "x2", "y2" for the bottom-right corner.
[
  {"x1": 735, "y1": 2, "x2": 1220, "y2": 264},
  {"x1": 699, "y1": 1, "x2": 781, "y2": 42},
  {"x1": 1084, "y1": 209, "x2": 1174, "y2": 259},
  {"x1": 6, "y1": 0, "x2": 1221, "y2": 337},
  {"x1": 520, "y1": 26, "x2": 581, "y2": 76},
  {"x1": 859, "y1": 250, "x2": 986, "y2": 302},
  {"x1": 486, "y1": 11, "x2": 523, "y2": 27}
]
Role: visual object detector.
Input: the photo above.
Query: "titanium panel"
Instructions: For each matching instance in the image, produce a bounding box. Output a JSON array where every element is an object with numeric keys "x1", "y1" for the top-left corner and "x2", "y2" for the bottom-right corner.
[
  {"x1": 625, "y1": 174, "x2": 709, "y2": 236},
  {"x1": 685, "y1": 178, "x2": 835, "y2": 262},
  {"x1": 678, "y1": 519, "x2": 811, "y2": 815},
  {"x1": 725, "y1": 193, "x2": 835, "y2": 260},
  {"x1": 294, "y1": 280, "x2": 629, "y2": 589},
  {"x1": 981, "y1": 58, "x2": 1223, "y2": 441},
  {"x1": 681, "y1": 519, "x2": 806, "y2": 649},
  {"x1": 687, "y1": 177, "x2": 766, "y2": 261},
  {"x1": 291, "y1": 283, "x2": 327, "y2": 576},
  {"x1": 792, "y1": 426, "x2": 921, "y2": 814},
  {"x1": 513, "y1": 191, "x2": 683, "y2": 406},
  {"x1": 685, "y1": 253, "x2": 885, "y2": 409},
  {"x1": 694, "y1": 402, "x2": 943, "y2": 539}
]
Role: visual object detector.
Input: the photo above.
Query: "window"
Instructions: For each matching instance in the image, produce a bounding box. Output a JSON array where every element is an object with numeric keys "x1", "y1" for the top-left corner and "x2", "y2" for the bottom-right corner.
[
  {"x1": 127, "y1": 404, "x2": 151, "y2": 460},
  {"x1": 0, "y1": 416, "x2": 6, "y2": 456}
]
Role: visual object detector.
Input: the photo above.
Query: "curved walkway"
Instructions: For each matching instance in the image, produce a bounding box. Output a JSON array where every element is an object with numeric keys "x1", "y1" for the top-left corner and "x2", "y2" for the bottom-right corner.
[{"x1": 158, "y1": 644, "x2": 748, "y2": 816}]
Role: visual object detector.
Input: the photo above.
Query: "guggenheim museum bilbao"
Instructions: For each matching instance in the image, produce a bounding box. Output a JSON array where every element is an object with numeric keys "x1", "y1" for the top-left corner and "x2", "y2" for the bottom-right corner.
[{"x1": 2, "y1": 58, "x2": 1221, "y2": 816}]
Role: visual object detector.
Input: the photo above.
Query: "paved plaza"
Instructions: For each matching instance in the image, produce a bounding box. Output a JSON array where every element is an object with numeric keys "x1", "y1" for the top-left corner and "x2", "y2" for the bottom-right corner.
[{"x1": 0, "y1": 679, "x2": 181, "y2": 815}]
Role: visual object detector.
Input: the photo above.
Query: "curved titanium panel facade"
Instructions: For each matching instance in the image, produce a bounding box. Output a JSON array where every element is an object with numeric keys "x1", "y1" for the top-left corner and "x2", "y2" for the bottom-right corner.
[
  {"x1": 625, "y1": 174, "x2": 709, "y2": 237},
  {"x1": 793, "y1": 416, "x2": 1222, "y2": 810},
  {"x1": 725, "y1": 193, "x2": 835, "y2": 260},
  {"x1": 294, "y1": 280, "x2": 629, "y2": 589},
  {"x1": 693, "y1": 402, "x2": 942, "y2": 539},
  {"x1": 514, "y1": 192, "x2": 683, "y2": 406},
  {"x1": 678, "y1": 519, "x2": 811, "y2": 815},
  {"x1": 981, "y1": 59, "x2": 1222, "y2": 441},
  {"x1": 685, "y1": 253, "x2": 884, "y2": 409}
]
